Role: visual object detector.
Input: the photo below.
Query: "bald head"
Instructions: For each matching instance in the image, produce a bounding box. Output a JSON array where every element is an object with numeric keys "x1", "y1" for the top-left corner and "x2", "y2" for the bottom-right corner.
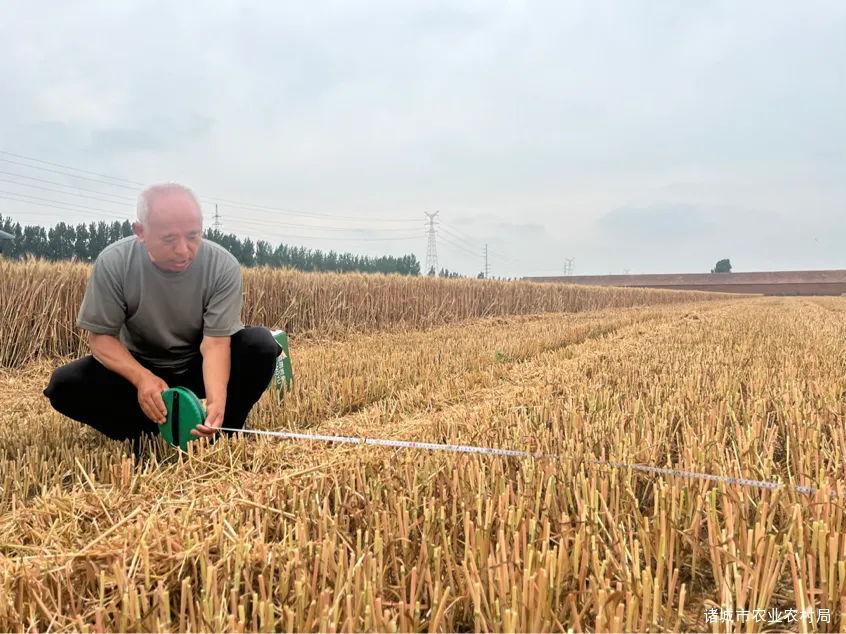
[
  {"x1": 133, "y1": 183, "x2": 204, "y2": 273},
  {"x1": 136, "y1": 183, "x2": 201, "y2": 226}
]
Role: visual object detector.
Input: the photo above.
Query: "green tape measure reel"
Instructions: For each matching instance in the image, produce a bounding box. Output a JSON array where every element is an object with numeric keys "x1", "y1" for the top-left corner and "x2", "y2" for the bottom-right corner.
[
  {"x1": 160, "y1": 328, "x2": 292, "y2": 451},
  {"x1": 160, "y1": 387, "x2": 206, "y2": 451}
]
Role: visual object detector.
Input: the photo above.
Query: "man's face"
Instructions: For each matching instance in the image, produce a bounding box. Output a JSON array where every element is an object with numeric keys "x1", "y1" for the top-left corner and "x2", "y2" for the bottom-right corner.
[{"x1": 133, "y1": 191, "x2": 203, "y2": 273}]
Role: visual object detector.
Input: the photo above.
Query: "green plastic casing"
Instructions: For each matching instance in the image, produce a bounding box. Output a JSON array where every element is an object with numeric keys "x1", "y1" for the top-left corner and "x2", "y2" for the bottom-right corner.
[
  {"x1": 269, "y1": 329, "x2": 294, "y2": 398},
  {"x1": 160, "y1": 387, "x2": 207, "y2": 451}
]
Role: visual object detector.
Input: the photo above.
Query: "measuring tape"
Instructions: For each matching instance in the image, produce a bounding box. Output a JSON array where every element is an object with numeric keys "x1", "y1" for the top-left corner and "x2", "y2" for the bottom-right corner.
[
  {"x1": 162, "y1": 379, "x2": 837, "y2": 498},
  {"x1": 211, "y1": 426, "x2": 840, "y2": 499}
]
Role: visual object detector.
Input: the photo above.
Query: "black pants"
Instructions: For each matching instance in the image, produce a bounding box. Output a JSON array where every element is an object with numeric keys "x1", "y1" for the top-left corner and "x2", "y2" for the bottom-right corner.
[{"x1": 43, "y1": 327, "x2": 282, "y2": 443}]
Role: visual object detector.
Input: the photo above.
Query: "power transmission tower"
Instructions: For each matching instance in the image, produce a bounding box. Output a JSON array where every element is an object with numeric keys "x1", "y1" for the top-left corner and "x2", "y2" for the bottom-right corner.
[
  {"x1": 425, "y1": 211, "x2": 439, "y2": 275},
  {"x1": 564, "y1": 257, "x2": 575, "y2": 275},
  {"x1": 484, "y1": 244, "x2": 489, "y2": 278},
  {"x1": 213, "y1": 204, "x2": 222, "y2": 231}
]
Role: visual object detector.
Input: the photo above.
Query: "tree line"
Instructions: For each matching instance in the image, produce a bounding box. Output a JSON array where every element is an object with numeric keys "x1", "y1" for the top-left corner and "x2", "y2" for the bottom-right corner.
[{"x1": 0, "y1": 214, "x2": 422, "y2": 276}]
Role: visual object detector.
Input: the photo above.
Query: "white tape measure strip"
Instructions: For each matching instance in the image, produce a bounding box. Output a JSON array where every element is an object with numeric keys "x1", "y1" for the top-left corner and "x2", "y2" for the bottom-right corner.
[{"x1": 215, "y1": 426, "x2": 836, "y2": 498}]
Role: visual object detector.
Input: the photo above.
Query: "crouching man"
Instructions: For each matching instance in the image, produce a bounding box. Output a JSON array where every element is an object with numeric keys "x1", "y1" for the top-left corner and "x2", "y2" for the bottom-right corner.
[{"x1": 43, "y1": 182, "x2": 281, "y2": 451}]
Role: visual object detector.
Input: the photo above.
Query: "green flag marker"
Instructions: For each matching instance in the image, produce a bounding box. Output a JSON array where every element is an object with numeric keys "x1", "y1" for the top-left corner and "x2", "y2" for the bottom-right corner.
[{"x1": 269, "y1": 329, "x2": 294, "y2": 398}]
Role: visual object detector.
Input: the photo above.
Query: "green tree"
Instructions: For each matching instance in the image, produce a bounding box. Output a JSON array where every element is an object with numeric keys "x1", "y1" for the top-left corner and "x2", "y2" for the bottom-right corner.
[
  {"x1": 87, "y1": 222, "x2": 111, "y2": 258},
  {"x1": 73, "y1": 224, "x2": 90, "y2": 261},
  {"x1": 438, "y1": 268, "x2": 465, "y2": 279},
  {"x1": 47, "y1": 222, "x2": 76, "y2": 261},
  {"x1": 240, "y1": 237, "x2": 256, "y2": 267},
  {"x1": 255, "y1": 240, "x2": 273, "y2": 267},
  {"x1": 711, "y1": 258, "x2": 732, "y2": 273},
  {"x1": 22, "y1": 225, "x2": 48, "y2": 258},
  {"x1": 0, "y1": 212, "x2": 423, "y2": 275}
]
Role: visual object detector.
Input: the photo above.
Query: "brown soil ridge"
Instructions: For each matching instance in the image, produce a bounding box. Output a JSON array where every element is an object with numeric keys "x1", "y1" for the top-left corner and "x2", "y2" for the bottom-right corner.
[{"x1": 525, "y1": 269, "x2": 846, "y2": 295}]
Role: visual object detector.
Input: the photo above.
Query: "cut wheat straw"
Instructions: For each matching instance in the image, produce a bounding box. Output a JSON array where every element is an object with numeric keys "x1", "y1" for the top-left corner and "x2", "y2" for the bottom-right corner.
[{"x1": 2, "y1": 262, "x2": 842, "y2": 632}]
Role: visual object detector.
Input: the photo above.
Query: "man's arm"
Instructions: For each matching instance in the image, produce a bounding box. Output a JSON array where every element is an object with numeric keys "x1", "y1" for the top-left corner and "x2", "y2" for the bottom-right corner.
[
  {"x1": 77, "y1": 251, "x2": 168, "y2": 424},
  {"x1": 89, "y1": 333, "x2": 154, "y2": 387},
  {"x1": 194, "y1": 254, "x2": 243, "y2": 436},
  {"x1": 89, "y1": 333, "x2": 169, "y2": 424},
  {"x1": 195, "y1": 335, "x2": 230, "y2": 436}
]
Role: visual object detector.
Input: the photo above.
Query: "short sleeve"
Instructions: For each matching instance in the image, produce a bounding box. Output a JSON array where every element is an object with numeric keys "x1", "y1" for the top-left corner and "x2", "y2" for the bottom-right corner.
[
  {"x1": 203, "y1": 258, "x2": 244, "y2": 337},
  {"x1": 76, "y1": 255, "x2": 127, "y2": 336}
]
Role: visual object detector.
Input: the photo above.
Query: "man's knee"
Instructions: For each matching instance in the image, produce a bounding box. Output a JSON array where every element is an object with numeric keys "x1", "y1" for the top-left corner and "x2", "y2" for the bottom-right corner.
[
  {"x1": 234, "y1": 327, "x2": 282, "y2": 366},
  {"x1": 43, "y1": 356, "x2": 132, "y2": 412},
  {"x1": 43, "y1": 357, "x2": 153, "y2": 442},
  {"x1": 43, "y1": 361, "x2": 82, "y2": 411}
]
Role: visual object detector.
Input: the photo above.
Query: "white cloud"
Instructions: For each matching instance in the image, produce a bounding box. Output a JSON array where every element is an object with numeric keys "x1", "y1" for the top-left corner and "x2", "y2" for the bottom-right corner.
[{"x1": 0, "y1": 0, "x2": 843, "y2": 275}]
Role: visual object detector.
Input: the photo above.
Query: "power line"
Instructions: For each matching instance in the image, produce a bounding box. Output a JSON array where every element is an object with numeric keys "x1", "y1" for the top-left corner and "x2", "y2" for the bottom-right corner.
[
  {"x1": 436, "y1": 221, "x2": 478, "y2": 246},
  {"x1": 0, "y1": 151, "x2": 565, "y2": 274},
  {"x1": 438, "y1": 223, "x2": 542, "y2": 268},
  {"x1": 225, "y1": 228, "x2": 425, "y2": 242},
  {"x1": 224, "y1": 214, "x2": 421, "y2": 233},
  {"x1": 0, "y1": 170, "x2": 137, "y2": 201},
  {"x1": 438, "y1": 234, "x2": 484, "y2": 260},
  {"x1": 212, "y1": 201, "x2": 419, "y2": 224},
  {"x1": 0, "y1": 194, "x2": 425, "y2": 246},
  {"x1": 437, "y1": 221, "x2": 567, "y2": 274},
  {"x1": 437, "y1": 223, "x2": 538, "y2": 275},
  {"x1": 3, "y1": 194, "x2": 422, "y2": 241},
  {"x1": 232, "y1": 218, "x2": 426, "y2": 240},
  {"x1": 0, "y1": 178, "x2": 134, "y2": 207},
  {"x1": 0, "y1": 151, "x2": 563, "y2": 270},
  {"x1": 0, "y1": 157, "x2": 141, "y2": 191},
  {"x1": 0, "y1": 192, "x2": 424, "y2": 254},
  {"x1": 0, "y1": 151, "x2": 420, "y2": 224},
  {"x1": 0, "y1": 189, "x2": 132, "y2": 218},
  {"x1": 437, "y1": 223, "x2": 514, "y2": 263},
  {"x1": 0, "y1": 193, "x2": 128, "y2": 221},
  {"x1": 0, "y1": 168, "x2": 423, "y2": 236},
  {"x1": 0, "y1": 150, "x2": 145, "y2": 186}
]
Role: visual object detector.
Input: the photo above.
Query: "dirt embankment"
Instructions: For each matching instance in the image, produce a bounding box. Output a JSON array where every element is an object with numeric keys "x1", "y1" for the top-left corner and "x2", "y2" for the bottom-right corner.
[{"x1": 525, "y1": 270, "x2": 846, "y2": 295}]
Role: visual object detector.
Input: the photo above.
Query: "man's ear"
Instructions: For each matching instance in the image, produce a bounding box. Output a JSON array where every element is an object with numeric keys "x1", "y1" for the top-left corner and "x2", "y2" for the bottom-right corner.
[{"x1": 132, "y1": 222, "x2": 144, "y2": 241}]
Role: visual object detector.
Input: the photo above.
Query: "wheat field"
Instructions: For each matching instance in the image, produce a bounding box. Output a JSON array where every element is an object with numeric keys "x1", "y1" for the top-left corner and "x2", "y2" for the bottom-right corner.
[
  {"x1": 2, "y1": 261, "x2": 846, "y2": 632},
  {"x1": 0, "y1": 259, "x2": 735, "y2": 368}
]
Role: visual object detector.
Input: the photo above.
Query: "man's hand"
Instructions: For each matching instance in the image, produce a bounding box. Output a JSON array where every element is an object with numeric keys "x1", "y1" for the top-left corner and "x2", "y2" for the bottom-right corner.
[
  {"x1": 136, "y1": 373, "x2": 169, "y2": 424},
  {"x1": 192, "y1": 399, "x2": 225, "y2": 438}
]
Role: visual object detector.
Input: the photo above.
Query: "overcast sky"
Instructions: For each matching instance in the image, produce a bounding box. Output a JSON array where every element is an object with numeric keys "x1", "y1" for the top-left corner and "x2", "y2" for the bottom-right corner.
[{"x1": 1, "y1": 1, "x2": 844, "y2": 277}]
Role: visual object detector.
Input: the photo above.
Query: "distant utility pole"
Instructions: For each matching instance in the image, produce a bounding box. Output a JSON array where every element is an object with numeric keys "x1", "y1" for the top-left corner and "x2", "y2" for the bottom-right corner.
[
  {"x1": 425, "y1": 211, "x2": 439, "y2": 275},
  {"x1": 623, "y1": 268, "x2": 630, "y2": 275},
  {"x1": 213, "y1": 204, "x2": 222, "y2": 231},
  {"x1": 484, "y1": 244, "x2": 489, "y2": 278},
  {"x1": 564, "y1": 257, "x2": 575, "y2": 276}
]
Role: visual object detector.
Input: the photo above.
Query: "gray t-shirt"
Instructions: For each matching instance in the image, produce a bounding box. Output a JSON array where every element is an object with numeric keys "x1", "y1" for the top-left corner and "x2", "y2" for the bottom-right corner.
[{"x1": 77, "y1": 236, "x2": 245, "y2": 371}]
